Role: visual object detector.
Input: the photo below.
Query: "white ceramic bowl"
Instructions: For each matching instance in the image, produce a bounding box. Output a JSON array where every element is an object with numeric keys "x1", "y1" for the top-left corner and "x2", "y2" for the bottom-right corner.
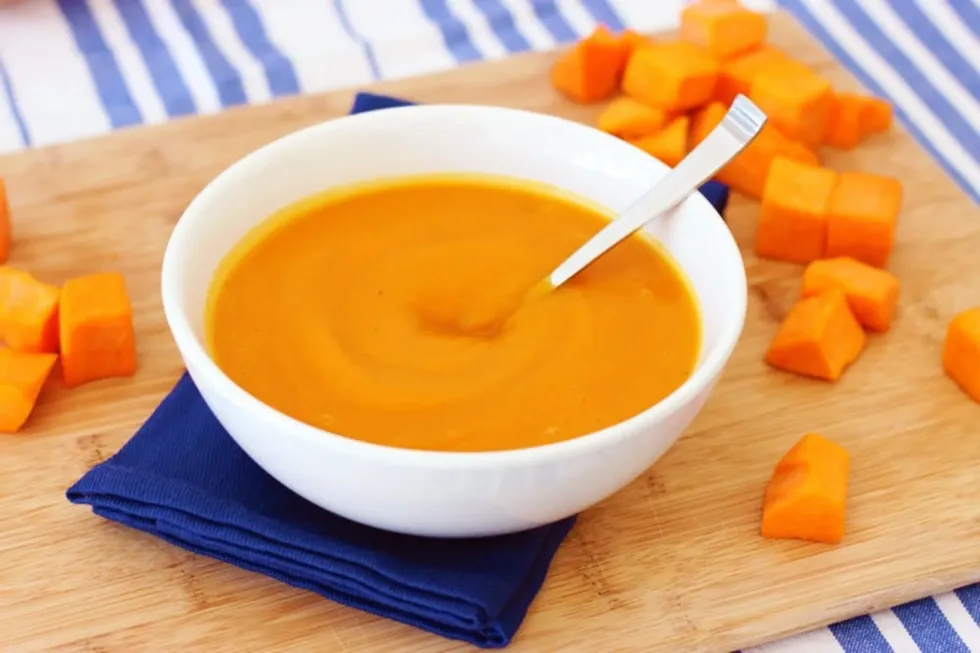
[{"x1": 161, "y1": 104, "x2": 747, "y2": 538}]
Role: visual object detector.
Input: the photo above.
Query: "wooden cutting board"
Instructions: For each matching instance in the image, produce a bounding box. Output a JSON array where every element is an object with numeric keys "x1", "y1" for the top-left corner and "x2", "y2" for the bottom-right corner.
[{"x1": 1, "y1": 12, "x2": 978, "y2": 653}]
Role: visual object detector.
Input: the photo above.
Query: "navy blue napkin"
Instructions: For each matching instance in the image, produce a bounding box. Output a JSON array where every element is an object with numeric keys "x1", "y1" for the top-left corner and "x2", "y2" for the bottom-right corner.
[
  {"x1": 68, "y1": 374, "x2": 573, "y2": 648},
  {"x1": 67, "y1": 91, "x2": 730, "y2": 650}
]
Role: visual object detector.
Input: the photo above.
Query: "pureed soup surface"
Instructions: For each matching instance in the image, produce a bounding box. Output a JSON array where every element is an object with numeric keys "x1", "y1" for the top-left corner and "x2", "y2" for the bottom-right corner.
[{"x1": 205, "y1": 174, "x2": 701, "y2": 452}]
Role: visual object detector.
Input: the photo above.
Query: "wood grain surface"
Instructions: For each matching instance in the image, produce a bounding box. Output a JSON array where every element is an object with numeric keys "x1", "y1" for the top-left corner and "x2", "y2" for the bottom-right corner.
[{"x1": 1, "y1": 12, "x2": 979, "y2": 653}]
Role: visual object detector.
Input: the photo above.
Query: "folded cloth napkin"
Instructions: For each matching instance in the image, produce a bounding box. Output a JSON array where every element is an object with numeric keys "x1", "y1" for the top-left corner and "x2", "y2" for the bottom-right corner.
[
  {"x1": 67, "y1": 92, "x2": 731, "y2": 650},
  {"x1": 68, "y1": 374, "x2": 574, "y2": 648}
]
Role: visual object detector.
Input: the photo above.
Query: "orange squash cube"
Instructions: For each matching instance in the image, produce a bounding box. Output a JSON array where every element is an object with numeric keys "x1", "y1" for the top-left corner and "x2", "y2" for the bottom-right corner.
[
  {"x1": 59, "y1": 272, "x2": 137, "y2": 388},
  {"x1": 823, "y1": 92, "x2": 865, "y2": 150},
  {"x1": 756, "y1": 157, "x2": 838, "y2": 264},
  {"x1": 0, "y1": 348, "x2": 57, "y2": 433},
  {"x1": 0, "y1": 267, "x2": 60, "y2": 353},
  {"x1": 680, "y1": 1, "x2": 768, "y2": 60},
  {"x1": 801, "y1": 257, "x2": 900, "y2": 332},
  {"x1": 551, "y1": 26, "x2": 628, "y2": 103},
  {"x1": 861, "y1": 97, "x2": 893, "y2": 134},
  {"x1": 762, "y1": 432, "x2": 850, "y2": 544},
  {"x1": 943, "y1": 307, "x2": 980, "y2": 403},
  {"x1": 825, "y1": 172, "x2": 902, "y2": 268},
  {"x1": 824, "y1": 92, "x2": 894, "y2": 148},
  {"x1": 750, "y1": 60, "x2": 833, "y2": 147},
  {"x1": 630, "y1": 116, "x2": 689, "y2": 167},
  {"x1": 596, "y1": 97, "x2": 670, "y2": 139},
  {"x1": 587, "y1": 24, "x2": 631, "y2": 76},
  {"x1": 622, "y1": 41, "x2": 719, "y2": 112},
  {"x1": 765, "y1": 289, "x2": 866, "y2": 381},
  {"x1": 689, "y1": 102, "x2": 728, "y2": 150}
]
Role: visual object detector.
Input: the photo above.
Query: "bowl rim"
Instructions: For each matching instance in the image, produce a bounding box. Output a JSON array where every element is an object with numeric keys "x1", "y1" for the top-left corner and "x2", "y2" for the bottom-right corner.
[{"x1": 161, "y1": 103, "x2": 748, "y2": 470}]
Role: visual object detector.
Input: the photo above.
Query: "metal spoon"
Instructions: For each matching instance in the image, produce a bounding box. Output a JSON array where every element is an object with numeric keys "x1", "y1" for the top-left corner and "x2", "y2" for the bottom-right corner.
[{"x1": 526, "y1": 95, "x2": 767, "y2": 301}]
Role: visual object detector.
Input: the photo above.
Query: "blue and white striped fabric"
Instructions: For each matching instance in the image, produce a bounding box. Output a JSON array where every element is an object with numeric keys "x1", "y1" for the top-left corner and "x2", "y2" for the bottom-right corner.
[
  {"x1": 0, "y1": 1, "x2": 978, "y2": 651},
  {"x1": 781, "y1": 0, "x2": 980, "y2": 204}
]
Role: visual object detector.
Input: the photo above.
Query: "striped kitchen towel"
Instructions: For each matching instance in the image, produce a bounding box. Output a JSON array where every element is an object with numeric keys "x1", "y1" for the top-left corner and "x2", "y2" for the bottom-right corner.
[
  {"x1": 0, "y1": 0, "x2": 976, "y2": 207},
  {"x1": 0, "y1": 0, "x2": 977, "y2": 204},
  {"x1": 1, "y1": 1, "x2": 979, "y2": 651}
]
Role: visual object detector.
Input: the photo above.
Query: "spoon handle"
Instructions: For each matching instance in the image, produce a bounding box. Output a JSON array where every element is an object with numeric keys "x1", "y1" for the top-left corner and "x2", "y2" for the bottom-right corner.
[{"x1": 543, "y1": 95, "x2": 767, "y2": 291}]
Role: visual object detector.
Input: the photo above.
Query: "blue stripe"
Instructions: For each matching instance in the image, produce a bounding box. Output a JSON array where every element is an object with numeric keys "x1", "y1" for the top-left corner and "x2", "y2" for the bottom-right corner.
[
  {"x1": 830, "y1": 1, "x2": 980, "y2": 167},
  {"x1": 0, "y1": 60, "x2": 30, "y2": 147},
  {"x1": 472, "y1": 0, "x2": 532, "y2": 53},
  {"x1": 893, "y1": 597, "x2": 970, "y2": 652},
  {"x1": 954, "y1": 585, "x2": 980, "y2": 624},
  {"x1": 530, "y1": 0, "x2": 577, "y2": 43},
  {"x1": 777, "y1": 0, "x2": 980, "y2": 204},
  {"x1": 578, "y1": 0, "x2": 625, "y2": 31},
  {"x1": 829, "y1": 615, "x2": 894, "y2": 653},
  {"x1": 220, "y1": 0, "x2": 300, "y2": 96},
  {"x1": 417, "y1": 0, "x2": 482, "y2": 63},
  {"x1": 890, "y1": 0, "x2": 980, "y2": 99},
  {"x1": 56, "y1": 0, "x2": 142, "y2": 128},
  {"x1": 949, "y1": 0, "x2": 980, "y2": 41},
  {"x1": 169, "y1": 0, "x2": 248, "y2": 107},
  {"x1": 113, "y1": 0, "x2": 196, "y2": 117},
  {"x1": 333, "y1": 0, "x2": 381, "y2": 80}
]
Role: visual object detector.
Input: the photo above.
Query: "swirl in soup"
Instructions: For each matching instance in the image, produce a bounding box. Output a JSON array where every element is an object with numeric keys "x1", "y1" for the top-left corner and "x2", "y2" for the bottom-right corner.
[{"x1": 205, "y1": 174, "x2": 700, "y2": 452}]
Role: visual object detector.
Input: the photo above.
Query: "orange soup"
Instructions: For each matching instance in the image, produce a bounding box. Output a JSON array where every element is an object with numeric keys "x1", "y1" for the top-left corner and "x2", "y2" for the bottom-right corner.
[{"x1": 205, "y1": 174, "x2": 701, "y2": 452}]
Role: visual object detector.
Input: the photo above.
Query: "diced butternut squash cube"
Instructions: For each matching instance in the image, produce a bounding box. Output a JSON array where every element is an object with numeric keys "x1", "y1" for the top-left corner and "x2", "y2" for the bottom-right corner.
[
  {"x1": 551, "y1": 26, "x2": 628, "y2": 103},
  {"x1": 630, "y1": 116, "x2": 689, "y2": 167},
  {"x1": 0, "y1": 348, "x2": 57, "y2": 433},
  {"x1": 622, "y1": 41, "x2": 719, "y2": 112},
  {"x1": 0, "y1": 267, "x2": 60, "y2": 353},
  {"x1": 750, "y1": 60, "x2": 833, "y2": 147},
  {"x1": 825, "y1": 172, "x2": 902, "y2": 268},
  {"x1": 756, "y1": 157, "x2": 838, "y2": 264},
  {"x1": 716, "y1": 45, "x2": 786, "y2": 106},
  {"x1": 588, "y1": 24, "x2": 631, "y2": 76},
  {"x1": 680, "y1": 0, "x2": 768, "y2": 60},
  {"x1": 59, "y1": 272, "x2": 137, "y2": 388},
  {"x1": 0, "y1": 178, "x2": 10, "y2": 264},
  {"x1": 597, "y1": 97, "x2": 670, "y2": 139},
  {"x1": 690, "y1": 103, "x2": 819, "y2": 199},
  {"x1": 802, "y1": 257, "x2": 900, "y2": 332},
  {"x1": 823, "y1": 92, "x2": 865, "y2": 150},
  {"x1": 689, "y1": 101, "x2": 728, "y2": 149},
  {"x1": 943, "y1": 307, "x2": 980, "y2": 403},
  {"x1": 765, "y1": 289, "x2": 866, "y2": 381},
  {"x1": 762, "y1": 433, "x2": 850, "y2": 544},
  {"x1": 825, "y1": 92, "x2": 894, "y2": 148},
  {"x1": 861, "y1": 97, "x2": 893, "y2": 134}
]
